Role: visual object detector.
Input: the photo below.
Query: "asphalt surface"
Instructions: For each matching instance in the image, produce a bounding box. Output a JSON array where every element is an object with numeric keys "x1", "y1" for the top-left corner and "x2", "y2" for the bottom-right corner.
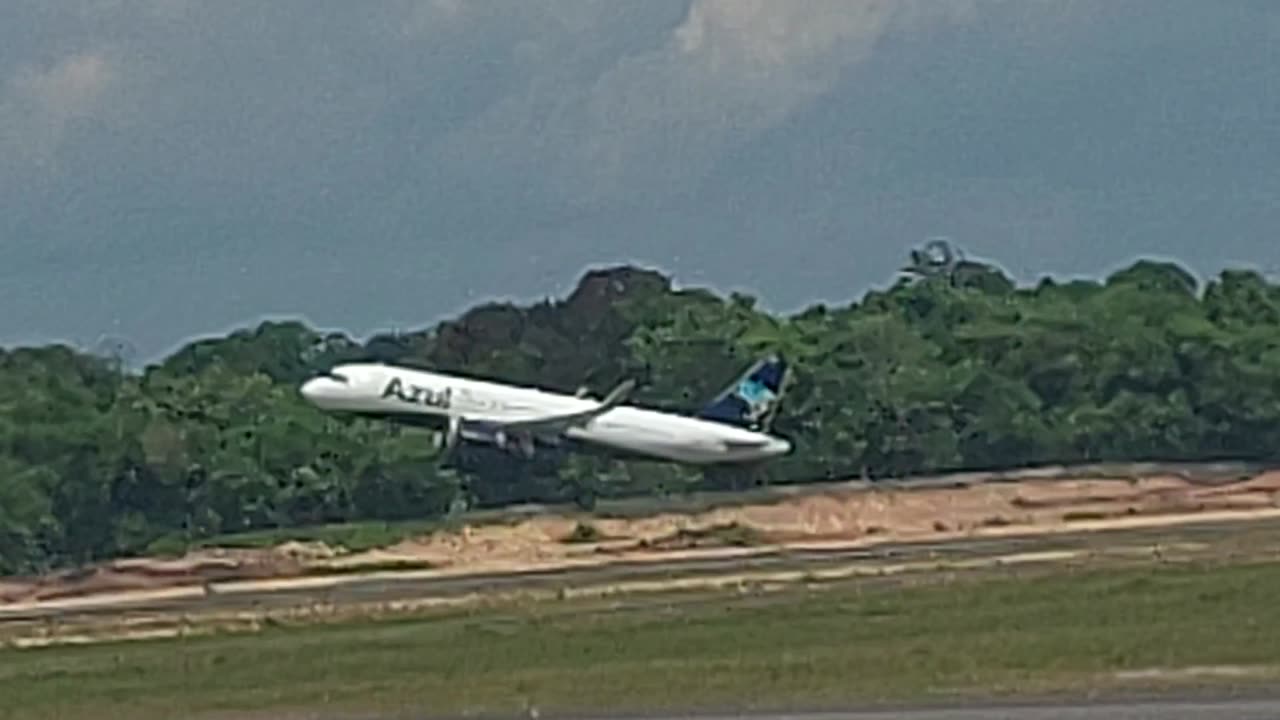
[
  {"x1": 0, "y1": 535, "x2": 1001, "y2": 622},
  {"x1": 2, "y1": 516, "x2": 1273, "y2": 624}
]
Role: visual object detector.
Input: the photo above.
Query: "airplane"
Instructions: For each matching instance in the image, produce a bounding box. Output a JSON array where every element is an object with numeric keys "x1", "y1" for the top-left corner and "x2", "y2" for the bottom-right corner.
[{"x1": 298, "y1": 354, "x2": 794, "y2": 466}]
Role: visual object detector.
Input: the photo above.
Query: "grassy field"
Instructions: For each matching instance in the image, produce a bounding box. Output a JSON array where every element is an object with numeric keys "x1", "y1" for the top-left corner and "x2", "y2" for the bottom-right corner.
[
  {"x1": 4, "y1": 555, "x2": 1280, "y2": 720},
  {"x1": 152, "y1": 459, "x2": 1265, "y2": 555}
]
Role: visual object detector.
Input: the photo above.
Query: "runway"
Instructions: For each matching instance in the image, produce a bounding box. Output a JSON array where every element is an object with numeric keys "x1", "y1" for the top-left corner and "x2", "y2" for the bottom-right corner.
[
  {"x1": 1, "y1": 515, "x2": 1274, "y2": 625},
  {"x1": 0, "y1": 534, "x2": 1022, "y2": 622}
]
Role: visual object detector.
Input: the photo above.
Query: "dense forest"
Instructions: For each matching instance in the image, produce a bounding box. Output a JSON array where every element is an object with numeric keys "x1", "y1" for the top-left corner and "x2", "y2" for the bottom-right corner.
[{"x1": 4, "y1": 242, "x2": 1280, "y2": 575}]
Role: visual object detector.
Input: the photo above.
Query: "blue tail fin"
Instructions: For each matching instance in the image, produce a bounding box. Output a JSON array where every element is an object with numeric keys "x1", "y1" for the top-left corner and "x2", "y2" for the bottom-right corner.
[{"x1": 697, "y1": 353, "x2": 790, "y2": 431}]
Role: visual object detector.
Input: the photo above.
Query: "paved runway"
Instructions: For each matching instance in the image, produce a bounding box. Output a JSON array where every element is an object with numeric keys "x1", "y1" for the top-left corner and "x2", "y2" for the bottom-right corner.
[
  {"x1": 1, "y1": 532, "x2": 1053, "y2": 622},
  {"x1": 576, "y1": 697, "x2": 1280, "y2": 720},
  {"x1": 1, "y1": 516, "x2": 1271, "y2": 624}
]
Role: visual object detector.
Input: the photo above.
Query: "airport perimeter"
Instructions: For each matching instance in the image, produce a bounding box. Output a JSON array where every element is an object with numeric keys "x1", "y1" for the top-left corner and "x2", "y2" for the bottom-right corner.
[{"x1": 4, "y1": 464, "x2": 1280, "y2": 719}]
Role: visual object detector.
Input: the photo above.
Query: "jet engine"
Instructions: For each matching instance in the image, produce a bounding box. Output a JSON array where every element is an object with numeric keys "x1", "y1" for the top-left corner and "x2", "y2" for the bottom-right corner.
[
  {"x1": 492, "y1": 428, "x2": 537, "y2": 459},
  {"x1": 437, "y1": 418, "x2": 539, "y2": 462}
]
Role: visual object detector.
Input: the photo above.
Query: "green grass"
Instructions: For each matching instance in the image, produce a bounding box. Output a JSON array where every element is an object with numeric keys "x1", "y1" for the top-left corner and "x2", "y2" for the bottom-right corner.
[
  {"x1": 5, "y1": 559, "x2": 1280, "y2": 720},
  {"x1": 176, "y1": 518, "x2": 454, "y2": 554}
]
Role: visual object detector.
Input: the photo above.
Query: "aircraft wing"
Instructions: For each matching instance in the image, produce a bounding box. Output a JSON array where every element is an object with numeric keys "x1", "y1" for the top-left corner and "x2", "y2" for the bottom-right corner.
[{"x1": 487, "y1": 378, "x2": 636, "y2": 434}]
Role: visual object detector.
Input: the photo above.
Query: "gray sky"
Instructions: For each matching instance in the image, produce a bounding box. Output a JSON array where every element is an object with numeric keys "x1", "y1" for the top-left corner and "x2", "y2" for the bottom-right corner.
[{"x1": 3, "y1": 1, "x2": 1278, "y2": 362}]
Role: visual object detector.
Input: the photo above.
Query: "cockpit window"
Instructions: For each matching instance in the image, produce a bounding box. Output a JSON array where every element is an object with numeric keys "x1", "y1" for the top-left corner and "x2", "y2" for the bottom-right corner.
[{"x1": 320, "y1": 371, "x2": 350, "y2": 384}]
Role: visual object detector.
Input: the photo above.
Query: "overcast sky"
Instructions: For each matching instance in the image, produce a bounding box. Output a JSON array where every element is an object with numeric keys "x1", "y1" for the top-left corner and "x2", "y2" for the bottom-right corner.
[{"x1": 3, "y1": 1, "x2": 1278, "y2": 362}]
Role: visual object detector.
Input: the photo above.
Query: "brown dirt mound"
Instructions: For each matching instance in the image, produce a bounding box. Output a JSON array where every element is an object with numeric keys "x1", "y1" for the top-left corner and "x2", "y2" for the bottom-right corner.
[
  {"x1": 4, "y1": 471, "x2": 1280, "y2": 606},
  {"x1": 0, "y1": 544, "x2": 326, "y2": 604}
]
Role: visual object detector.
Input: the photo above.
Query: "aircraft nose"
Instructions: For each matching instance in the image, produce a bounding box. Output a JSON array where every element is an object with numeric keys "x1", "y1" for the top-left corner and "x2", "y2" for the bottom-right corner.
[
  {"x1": 299, "y1": 377, "x2": 337, "y2": 404},
  {"x1": 301, "y1": 369, "x2": 357, "y2": 407},
  {"x1": 299, "y1": 378, "x2": 322, "y2": 401}
]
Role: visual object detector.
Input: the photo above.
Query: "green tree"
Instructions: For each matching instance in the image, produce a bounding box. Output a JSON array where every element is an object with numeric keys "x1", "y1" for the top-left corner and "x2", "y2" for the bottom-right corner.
[{"x1": 7, "y1": 250, "x2": 1280, "y2": 574}]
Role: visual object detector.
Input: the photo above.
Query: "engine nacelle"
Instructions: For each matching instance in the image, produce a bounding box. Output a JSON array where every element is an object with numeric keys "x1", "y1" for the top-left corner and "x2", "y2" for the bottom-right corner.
[{"x1": 451, "y1": 419, "x2": 538, "y2": 459}]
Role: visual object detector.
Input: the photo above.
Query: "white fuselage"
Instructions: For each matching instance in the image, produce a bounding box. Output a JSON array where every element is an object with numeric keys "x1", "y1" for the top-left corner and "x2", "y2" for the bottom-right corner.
[{"x1": 299, "y1": 362, "x2": 792, "y2": 465}]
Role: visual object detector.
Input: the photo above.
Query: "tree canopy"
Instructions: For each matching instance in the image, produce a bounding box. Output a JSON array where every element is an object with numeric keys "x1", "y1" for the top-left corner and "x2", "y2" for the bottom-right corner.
[{"x1": 4, "y1": 247, "x2": 1280, "y2": 574}]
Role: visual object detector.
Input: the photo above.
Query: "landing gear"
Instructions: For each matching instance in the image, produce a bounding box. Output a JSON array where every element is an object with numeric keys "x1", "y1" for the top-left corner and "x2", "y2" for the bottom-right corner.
[{"x1": 434, "y1": 416, "x2": 464, "y2": 467}]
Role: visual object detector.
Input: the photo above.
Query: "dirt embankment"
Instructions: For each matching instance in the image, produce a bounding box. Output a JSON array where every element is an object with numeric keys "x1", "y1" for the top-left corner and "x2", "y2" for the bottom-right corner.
[{"x1": 4, "y1": 471, "x2": 1280, "y2": 606}]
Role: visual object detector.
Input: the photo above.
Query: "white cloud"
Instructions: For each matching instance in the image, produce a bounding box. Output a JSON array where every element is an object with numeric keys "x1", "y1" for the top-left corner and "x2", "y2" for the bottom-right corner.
[
  {"x1": 436, "y1": 0, "x2": 976, "y2": 208},
  {"x1": 14, "y1": 52, "x2": 113, "y2": 121},
  {"x1": 0, "y1": 51, "x2": 118, "y2": 174},
  {"x1": 2, "y1": 0, "x2": 1279, "y2": 360}
]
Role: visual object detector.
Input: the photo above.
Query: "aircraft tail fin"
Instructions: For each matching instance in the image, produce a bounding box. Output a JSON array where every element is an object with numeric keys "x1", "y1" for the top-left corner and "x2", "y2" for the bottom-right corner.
[{"x1": 696, "y1": 353, "x2": 790, "y2": 431}]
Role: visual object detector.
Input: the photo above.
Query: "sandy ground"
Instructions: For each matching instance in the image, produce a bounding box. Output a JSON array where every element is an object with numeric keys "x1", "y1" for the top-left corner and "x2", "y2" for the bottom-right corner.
[{"x1": 4, "y1": 470, "x2": 1280, "y2": 607}]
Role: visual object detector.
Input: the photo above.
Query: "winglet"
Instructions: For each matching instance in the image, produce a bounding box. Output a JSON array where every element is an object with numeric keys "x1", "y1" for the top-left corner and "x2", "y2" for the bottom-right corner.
[{"x1": 599, "y1": 378, "x2": 636, "y2": 409}]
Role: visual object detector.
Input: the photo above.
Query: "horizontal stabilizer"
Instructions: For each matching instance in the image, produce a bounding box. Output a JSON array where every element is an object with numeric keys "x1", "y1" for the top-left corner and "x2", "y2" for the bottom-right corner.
[{"x1": 721, "y1": 437, "x2": 771, "y2": 449}]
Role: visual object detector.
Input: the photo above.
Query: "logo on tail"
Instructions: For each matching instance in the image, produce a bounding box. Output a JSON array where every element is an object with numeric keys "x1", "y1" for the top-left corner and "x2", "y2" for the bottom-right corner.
[{"x1": 697, "y1": 353, "x2": 790, "y2": 431}]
